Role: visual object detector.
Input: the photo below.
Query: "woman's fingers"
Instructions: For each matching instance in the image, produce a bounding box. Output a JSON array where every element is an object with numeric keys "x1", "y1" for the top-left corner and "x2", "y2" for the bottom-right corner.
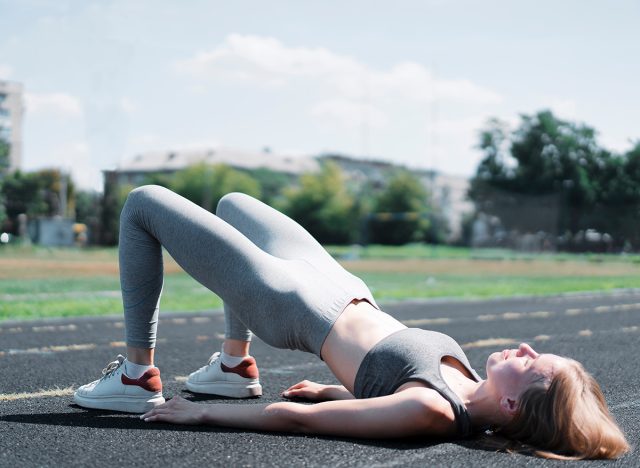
[
  {"x1": 144, "y1": 413, "x2": 174, "y2": 423},
  {"x1": 142, "y1": 404, "x2": 176, "y2": 419},
  {"x1": 284, "y1": 380, "x2": 313, "y2": 392},
  {"x1": 142, "y1": 408, "x2": 175, "y2": 422},
  {"x1": 139, "y1": 395, "x2": 202, "y2": 425},
  {"x1": 285, "y1": 383, "x2": 305, "y2": 391}
]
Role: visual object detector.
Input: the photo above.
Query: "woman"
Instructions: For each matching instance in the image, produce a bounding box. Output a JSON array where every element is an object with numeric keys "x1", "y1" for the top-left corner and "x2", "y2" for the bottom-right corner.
[{"x1": 74, "y1": 185, "x2": 629, "y2": 460}]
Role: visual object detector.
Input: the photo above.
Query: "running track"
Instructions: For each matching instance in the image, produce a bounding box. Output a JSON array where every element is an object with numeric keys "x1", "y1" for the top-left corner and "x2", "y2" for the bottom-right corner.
[{"x1": 1, "y1": 291, "x2": 639, "y2": 467}]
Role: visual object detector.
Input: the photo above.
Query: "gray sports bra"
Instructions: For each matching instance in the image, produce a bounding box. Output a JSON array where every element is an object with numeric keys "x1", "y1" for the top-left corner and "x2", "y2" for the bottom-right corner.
[{"x1": 353, "y1": 328, "x2": 482, "y2": 437}]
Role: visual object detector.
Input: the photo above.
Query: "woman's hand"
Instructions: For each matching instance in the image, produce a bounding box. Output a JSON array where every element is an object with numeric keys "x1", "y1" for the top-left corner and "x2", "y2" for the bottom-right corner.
[
  {"x1": 282, "y1": 380, "x2": 354, "y2": 401},
  {"x1": 141, "y1": 395, "x2": 206, "y2": 425}
]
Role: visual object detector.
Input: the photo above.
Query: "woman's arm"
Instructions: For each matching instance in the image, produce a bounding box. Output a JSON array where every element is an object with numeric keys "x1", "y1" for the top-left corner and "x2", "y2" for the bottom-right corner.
[
  {"x1": 282, "y1": 380, "x2": 355, "y2": 401},
  {"x1": 142, "y1": 387, "x2": 453, "y2": 438}
]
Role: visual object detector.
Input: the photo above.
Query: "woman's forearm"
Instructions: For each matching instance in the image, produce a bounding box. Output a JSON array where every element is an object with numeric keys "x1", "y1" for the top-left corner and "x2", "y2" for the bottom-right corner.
[
  {"x1": 201, "y1": 401, "x2": 307, "y2": 433},
  {"x1": 322, "y1": 385, "x2": 355, "y2": 400}
]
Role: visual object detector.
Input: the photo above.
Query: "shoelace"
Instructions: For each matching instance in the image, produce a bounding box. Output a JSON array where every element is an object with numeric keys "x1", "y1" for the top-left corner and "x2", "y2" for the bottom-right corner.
[
  {"x1": 207, "y1": 352, "x2": 221, "y2": 366},
  {"x1": 193, "y1": 352, "x2": 250, "y2": 376},
  {"x1": 101, "y1": 355, "x2": 125, "y2": 380},
  {"x1": 193, "y1": 352, "x2": 221, "y2": 373}
]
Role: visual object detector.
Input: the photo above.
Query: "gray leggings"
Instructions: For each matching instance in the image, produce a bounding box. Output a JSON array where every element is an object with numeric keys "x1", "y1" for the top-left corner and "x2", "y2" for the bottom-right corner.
[{"x1": 119, "y1": 185, "x2": 377, "y2": 357}]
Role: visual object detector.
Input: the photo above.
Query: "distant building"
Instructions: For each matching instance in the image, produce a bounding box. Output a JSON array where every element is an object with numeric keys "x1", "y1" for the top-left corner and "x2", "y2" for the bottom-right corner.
[
  {"x1": 0, "y1": 80, "x2": 24, "y2": 172},
  {"x1": 321, "y1": 154, "x2": 396, "y2": 189},
  {"x1": 108, "y1": 147, "x2": 471, "y2": 241},
  {"x1": 27, "y1": 217, "x2": 75, "y2": 247},
  {"x1": 427, "y1": 172, "x2": 473, "y2": 241},
  {"x1": 110, "y1": 146, "x2": 320, "y2": 186},
  {"x1": 324, "y1": 154, "x2": 472, "y2": 241}
]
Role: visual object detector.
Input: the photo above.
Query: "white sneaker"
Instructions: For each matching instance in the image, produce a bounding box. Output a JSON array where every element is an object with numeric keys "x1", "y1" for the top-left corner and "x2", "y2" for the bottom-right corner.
[
  {"x1": 74, "y1": 355, "x2": 165, "y2": 413},
  {"x1": 186, "y1": 352, "x2": 262, "y2": 398}
]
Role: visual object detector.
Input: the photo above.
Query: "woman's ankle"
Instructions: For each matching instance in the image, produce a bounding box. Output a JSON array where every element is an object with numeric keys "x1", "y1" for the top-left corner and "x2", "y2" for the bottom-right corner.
[
  {"x1": 223, "y1": 339, "x2": 251, "y2": 357},
  {"x1": 127, "y1": 346, "x2": 155, "y2": 366}
]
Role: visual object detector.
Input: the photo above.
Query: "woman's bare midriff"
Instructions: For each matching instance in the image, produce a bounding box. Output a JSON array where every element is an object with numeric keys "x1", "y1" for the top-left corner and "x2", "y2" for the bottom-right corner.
[
  {"x1": 321, "y1": 301, "x2": 479, "y2": 398},
  {"x1": 320, "y1": 299, "x2": 406, "y2": 392}
]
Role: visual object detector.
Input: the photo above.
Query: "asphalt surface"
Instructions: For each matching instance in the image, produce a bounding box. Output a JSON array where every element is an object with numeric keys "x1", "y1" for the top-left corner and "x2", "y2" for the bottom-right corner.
[{"x1": 1, "y1": 291, "x2": 639, "y2": 467}]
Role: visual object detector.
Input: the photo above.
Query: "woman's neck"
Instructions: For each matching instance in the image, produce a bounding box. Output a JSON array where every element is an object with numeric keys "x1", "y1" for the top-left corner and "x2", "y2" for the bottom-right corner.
[{"x1": 462, "y1": 380, "x2": 510, "y2": 428}]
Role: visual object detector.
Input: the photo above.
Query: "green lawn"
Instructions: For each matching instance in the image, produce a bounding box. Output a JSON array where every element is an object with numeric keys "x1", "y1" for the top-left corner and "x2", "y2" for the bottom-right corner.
[{"x1": 1, "y1": 244, "x2": 639, "y2": 321}]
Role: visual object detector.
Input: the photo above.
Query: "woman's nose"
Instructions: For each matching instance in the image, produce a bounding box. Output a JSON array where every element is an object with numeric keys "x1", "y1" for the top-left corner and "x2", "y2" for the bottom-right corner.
[{"x1": 518, "y1": 343, "x2": 539, "y2": 358}]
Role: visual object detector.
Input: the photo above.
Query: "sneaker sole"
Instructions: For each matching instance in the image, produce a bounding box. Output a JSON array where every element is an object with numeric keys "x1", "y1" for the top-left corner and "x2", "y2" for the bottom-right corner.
[
  {"x1": 185, "y1": 380, "x2": 262, "y2": 398},
  {"x1": 73, "y1": 392, "x2": 165, "y2": 413}
]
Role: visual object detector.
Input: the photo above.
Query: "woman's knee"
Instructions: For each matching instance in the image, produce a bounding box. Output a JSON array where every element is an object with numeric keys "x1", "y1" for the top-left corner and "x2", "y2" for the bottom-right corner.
[
  {"x1": 120, "y1": 185, "x2": 170, "y2": 221},
  {"x1": 125, "y1": 185, "x2": 168, "y2": 207},
  {"x1": 216, "y1": 192, "x2": 250, "y2": 218}
]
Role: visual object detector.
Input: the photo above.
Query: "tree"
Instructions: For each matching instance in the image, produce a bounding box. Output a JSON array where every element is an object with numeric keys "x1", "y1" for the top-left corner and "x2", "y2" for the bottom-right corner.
[
  {"x1": 247, "y1": 168, "x2": 292, "y2": 205},
  {"x1": 0, "y1": 130, "x2": 9, "y2": 172},
  {"x1": 100, "y1": 173, "x2": 131, "y2": 246},
  {"x1": 471, "y1": 112, "x2": 598, "y2": 232},
  {"x1": 369, "y1": 170, "x2": 430, "y2": 245},
  {"x1": 0, "y1": 189, "x2": 5, "y2": 229},
  {"x1": 279, "y1": 162, "x2": 359, "y2": 244},
  {"x1": 469, "y1": 111, "x2": 640, "y2": 249},
  {"x1": 35, "y1": 168, "x2": 76, "y2": 217},
  {"x1": 0, "y1": 127, "x2": 9, "y2": 227},
  {"x1": 170, "y1": 163, "x2": 261, "y2": 212},
  {"x1": 75, "y1": 190, "x2": 102, "y2": 224},
  {"x1": 0, "y1": 168, "x2": 77, "y2": 235},
  {"x1": 1, "y1": 171, "x2": 47, "y2": 224},
  {"x1": 590, "y1": 142, "x2": 640, "y2": 248},
  {"x1": 143, "y1": 172, "x2": 174, "y2": 188}
]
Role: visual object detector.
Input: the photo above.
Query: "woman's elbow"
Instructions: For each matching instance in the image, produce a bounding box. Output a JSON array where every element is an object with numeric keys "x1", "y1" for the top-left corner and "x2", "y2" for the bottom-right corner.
[{"x1": 264, "y1": 402, "x2": 309, "y2": 434}]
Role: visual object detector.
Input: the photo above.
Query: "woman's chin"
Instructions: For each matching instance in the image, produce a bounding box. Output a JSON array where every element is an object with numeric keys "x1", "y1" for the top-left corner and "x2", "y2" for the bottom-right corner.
[{"x1": 486, "y1": 351, "x2": 502, "y2": 373}]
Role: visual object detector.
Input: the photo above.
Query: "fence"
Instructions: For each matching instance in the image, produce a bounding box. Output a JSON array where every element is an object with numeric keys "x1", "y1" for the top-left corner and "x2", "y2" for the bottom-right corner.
[{"x1": 470, "y1": 188, "x2": 640, "y2": 252}]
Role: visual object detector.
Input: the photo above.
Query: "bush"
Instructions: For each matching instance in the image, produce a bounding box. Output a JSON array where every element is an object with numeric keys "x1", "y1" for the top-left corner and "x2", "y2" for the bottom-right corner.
[{"x1": 279, "y1": 162, "x2": 359, "y2": 244}]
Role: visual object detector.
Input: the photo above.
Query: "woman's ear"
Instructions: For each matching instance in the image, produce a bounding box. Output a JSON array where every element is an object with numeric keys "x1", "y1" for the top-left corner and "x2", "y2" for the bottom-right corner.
[{"x1": 499, "y1": 396, "x2": 518, "y2": 416}]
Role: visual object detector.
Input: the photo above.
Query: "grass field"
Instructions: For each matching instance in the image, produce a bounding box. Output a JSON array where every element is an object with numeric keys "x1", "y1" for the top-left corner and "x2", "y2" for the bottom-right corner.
[{"x1": 1, "y1": 244, "x2": 639, "y2": 321}]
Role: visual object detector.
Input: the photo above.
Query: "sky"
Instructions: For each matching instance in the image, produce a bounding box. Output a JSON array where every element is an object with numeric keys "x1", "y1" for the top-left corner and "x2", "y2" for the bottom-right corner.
[{"x1": 0, "y1": 0, "x2": 638, "y2": 191}]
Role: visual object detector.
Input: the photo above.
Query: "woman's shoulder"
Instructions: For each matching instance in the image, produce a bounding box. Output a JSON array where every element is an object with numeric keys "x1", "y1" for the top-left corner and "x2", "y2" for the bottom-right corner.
[{"x1": 394, "y1": 384, "x2": 458, "y2": 436}]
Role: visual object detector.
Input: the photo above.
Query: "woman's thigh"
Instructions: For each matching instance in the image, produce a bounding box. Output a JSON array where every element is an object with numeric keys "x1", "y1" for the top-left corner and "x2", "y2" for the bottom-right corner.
[{"x1": 216, "y1": 193, "x2": 355, "y2": 280}]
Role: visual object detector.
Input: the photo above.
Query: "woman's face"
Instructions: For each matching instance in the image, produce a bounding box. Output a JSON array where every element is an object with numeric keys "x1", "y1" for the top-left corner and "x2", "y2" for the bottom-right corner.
[{"x1": 485, "y1": 343, "x2": 566, "y2": 400}]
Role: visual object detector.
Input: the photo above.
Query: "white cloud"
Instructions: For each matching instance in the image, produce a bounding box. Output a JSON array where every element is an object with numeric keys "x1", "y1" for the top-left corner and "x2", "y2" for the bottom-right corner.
[
  {"x1": 599, "y1": 134, "x2": 635, "y2": 154},
  {"x1": 25, "y1": 92, "x2": 83, "y2": 117},
  {"x1": 311, "y1": 99, "x2": 389, "y2": 130},
  {"x1": 50, "y1": 142, "x2": 103, "y2": 191},
  {"x1": 424, "y1": 115, "x2": 489, "y2": 176},
  {"x1": 129, "y1": 133, "x2": 160, "y2": 148},
  {"x1": 119, "y1": 97, "x2": 137, "y2": 114},
  {"x1": 176, "y1": 34, "x2": 502, "y2": 104},
  {"x1": 0, "y1": 64, "x2": 13, "y2": 79},
  {"x1": 437, "y1": 115, "x2": 488, "y2": 137},
  {"x1": 176, "y1": 34, "x2": 360, "y2": 87},
  {"x1": 542, "y1": 97, "x2": 578, "y2": 120},
  {"x1": 126, "y1": 134, "x2": 222, "y2": 156}
]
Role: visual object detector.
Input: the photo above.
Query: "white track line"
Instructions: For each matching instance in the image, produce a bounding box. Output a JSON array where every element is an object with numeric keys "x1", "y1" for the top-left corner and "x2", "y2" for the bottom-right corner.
[
  {"x1": 0, "y1": 344, "x2": 96, "y2": 356},
  {"x1": 0, "y1": 387, "x2": 75, "y2": 401},
  {"x1": 462, "y1": 338, "x2": 517, "y2": 349}
]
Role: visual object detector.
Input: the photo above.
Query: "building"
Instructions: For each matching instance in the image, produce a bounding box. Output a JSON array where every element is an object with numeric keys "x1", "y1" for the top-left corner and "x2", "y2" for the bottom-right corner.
[
  {"x1": 109, "y1": 147, "x2": 471, "y2": 241},
  {"x1": 427, "y1": 172, "x2": 473, "y2": 241},
  {"x1": 324, "y1": 154, "x2": 471, "y2": 241},
  {"x1": 0, "y1": 80, "x2": 24, "y2": 172},
  {"x1": 111, "y1": 146, "x2": 320, "y2": 186}
]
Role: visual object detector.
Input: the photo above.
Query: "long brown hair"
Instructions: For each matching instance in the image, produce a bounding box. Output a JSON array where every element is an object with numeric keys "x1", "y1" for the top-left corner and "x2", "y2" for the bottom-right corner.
[{"x1": 496, "y1": 359, "x2": 629, "y2": 459}]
